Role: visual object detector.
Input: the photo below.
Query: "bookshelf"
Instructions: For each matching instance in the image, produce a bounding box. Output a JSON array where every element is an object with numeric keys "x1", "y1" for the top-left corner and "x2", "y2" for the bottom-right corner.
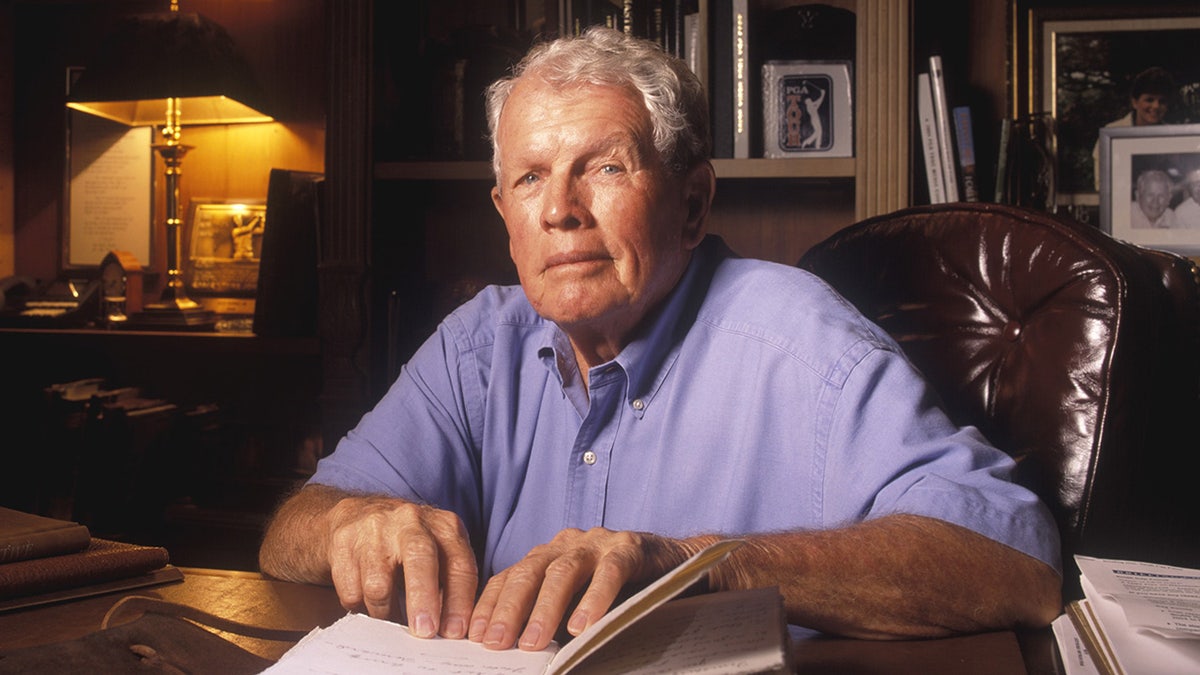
[
  {"x1": 371, "y1": 0, "x2": 909, "y2": 218},
  {"x1": 322, "y1": 0, "x2": 913, "y2": 415}
]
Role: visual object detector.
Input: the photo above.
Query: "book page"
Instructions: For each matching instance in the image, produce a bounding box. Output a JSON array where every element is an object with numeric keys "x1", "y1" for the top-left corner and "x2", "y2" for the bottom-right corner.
[
  {"x1": 264, "y1": 540, "x2": 746, "y2": 675},
  {"x1": 568, "y1": 586, "x2": 789, "y2": 675},
  {"x1": 545, "y1": 539, "x2": 745, "y2": 674},
  {"x1": 1079, "y1": 575, "x2": 1200, "y2": 674},
  {"x1": 1076, "y1": 555, "x2": 1200, "y2": 637},
  {"x1": 262, "y1": 613, "x2": 555, "y2": 675}
]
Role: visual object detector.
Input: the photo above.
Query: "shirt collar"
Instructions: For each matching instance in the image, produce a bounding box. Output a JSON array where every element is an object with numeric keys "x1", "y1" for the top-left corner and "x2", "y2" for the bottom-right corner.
[{"x1": 536, "y1": 235, "x2": 730, "y2": 413}]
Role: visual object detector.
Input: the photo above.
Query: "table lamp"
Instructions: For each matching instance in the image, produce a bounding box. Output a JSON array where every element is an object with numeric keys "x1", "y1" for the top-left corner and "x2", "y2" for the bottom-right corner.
[{"x1": 67, "y1": 0, "x2": 272, "y2": 329}]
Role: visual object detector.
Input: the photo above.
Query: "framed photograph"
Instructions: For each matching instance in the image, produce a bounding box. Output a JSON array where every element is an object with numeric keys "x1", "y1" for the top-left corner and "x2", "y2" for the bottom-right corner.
[
  {"x1": 1098, "y1": 124, "x2": 1200, "y2": 255},
  {"x1": 761, "y1": 60, "x2": 853, "y2": 158},
  {"x1": 1029, "y1": 7, "x2": 1200, "y2": 205},
  {"x1": 182, "y1": 199, "x2": 267, "y2": 301}
]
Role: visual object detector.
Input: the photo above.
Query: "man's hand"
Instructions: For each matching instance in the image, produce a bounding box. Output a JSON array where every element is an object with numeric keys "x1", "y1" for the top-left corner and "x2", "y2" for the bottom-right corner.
[
  {"x1": 467, "y1": 527, "x2": 707, "y2": 652},
  {"x1": 324, "y1": 496, "x2": 480, "y2": 639},
  {"x1": 259, "y1": 485, "x2": 479, "y2": 640}
]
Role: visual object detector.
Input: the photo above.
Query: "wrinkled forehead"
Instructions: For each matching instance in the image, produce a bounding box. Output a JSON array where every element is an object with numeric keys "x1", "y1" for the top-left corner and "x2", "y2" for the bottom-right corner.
[{"x1": 503, "y1": 75, "x2": 642, "y2": 119}]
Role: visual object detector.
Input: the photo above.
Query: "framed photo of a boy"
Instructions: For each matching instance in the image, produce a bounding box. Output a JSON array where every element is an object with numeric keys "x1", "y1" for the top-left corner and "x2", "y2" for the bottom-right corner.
[{"x1": 1099, "y1": 124, "x2": 1200, "y2": 255}]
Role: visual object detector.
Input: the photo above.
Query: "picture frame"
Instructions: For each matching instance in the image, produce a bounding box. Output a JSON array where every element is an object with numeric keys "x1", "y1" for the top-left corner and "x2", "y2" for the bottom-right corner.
[
  {"x1": 761, "y1": 60, "x2": 853, "y2": 158},
  {"x1": 64, "y1": 107, "x2": 154, "y2": 270},
  {"x1": 1028, "y1": 6, "x2": 1200, "y2": 209},
  {"x1": 182, "y1": 199, "x2": 268, "y2": 303},
  {"x1": 1098, "y1": 123, "x2": 1200, "y2": 255}
]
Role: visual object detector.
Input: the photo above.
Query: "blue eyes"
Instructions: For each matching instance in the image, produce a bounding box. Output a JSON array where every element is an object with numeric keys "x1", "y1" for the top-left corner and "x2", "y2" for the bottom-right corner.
[{"x1": 516, "y1": 165, "x2": 622, "y2": 187}]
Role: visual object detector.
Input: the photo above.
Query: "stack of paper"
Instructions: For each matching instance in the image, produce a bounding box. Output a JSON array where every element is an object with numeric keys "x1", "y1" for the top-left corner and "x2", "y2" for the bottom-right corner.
[{"x1": 1053, "y1": 555, "x2": 1200, "y2": 674}]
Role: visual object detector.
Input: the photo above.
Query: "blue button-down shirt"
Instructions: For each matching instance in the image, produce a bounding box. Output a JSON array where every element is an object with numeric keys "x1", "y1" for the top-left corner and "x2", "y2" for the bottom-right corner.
[{"x1": 311, "y1": 236, "x2": 1060, "y2": 578}]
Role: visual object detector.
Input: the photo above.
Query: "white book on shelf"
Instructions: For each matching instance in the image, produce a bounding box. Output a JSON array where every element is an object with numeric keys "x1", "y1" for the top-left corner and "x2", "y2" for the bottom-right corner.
[
  {"x1": 917, "y1": 73, "x2": 947, "y2": 204},
  {"x1": 928, "y1": 55, "x2": 959, "y2": 202}
]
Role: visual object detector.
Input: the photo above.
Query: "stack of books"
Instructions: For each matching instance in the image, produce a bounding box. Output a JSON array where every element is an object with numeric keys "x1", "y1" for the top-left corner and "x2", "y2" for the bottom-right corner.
[
  {"x1": 0, "y1": 507, "x2": 180, "y2": 611},
  {"x1": 916, "y1": 55, "x2": 979, "y2": 204},
  {"x1": 1053, "y1": 554, "x2": 1200, "y2": 674}
]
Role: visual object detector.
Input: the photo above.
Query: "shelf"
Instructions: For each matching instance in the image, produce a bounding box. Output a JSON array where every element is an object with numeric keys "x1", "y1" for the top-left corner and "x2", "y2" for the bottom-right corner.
[
  {"x1": 374, "y1": 157, "x2": 856, "y2": 182},
  {"x1": 712, "y1": 158, "x2": 856, "y2": 179},
  {"x1": 0, "y1": 327, "x2": 321, "y2": 356}
]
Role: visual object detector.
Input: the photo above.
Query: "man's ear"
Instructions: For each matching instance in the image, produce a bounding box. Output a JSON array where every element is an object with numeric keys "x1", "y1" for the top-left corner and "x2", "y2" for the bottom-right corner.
[
  {"x1": 491, "y1": 185, "x2": 518, "y2": 262},
  {"x1": 681, "y1": 161, "x2": 716, "y2": 249},
  {"x1": 491, "y1": 185, "x2": 504, "y2": 216}
]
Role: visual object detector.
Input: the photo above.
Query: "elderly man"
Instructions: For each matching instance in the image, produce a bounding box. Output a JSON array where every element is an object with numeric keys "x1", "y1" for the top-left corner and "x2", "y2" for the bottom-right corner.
[
  {"x1": 1130, "y1": 169, "x2": 1176, "y2": 229},
  {"x1": 259, "y1": 28, "x2": 1061, "y2": 652},
  {"x1": 1174, "y1": 169, "x2": 1200, "y2": 228}
]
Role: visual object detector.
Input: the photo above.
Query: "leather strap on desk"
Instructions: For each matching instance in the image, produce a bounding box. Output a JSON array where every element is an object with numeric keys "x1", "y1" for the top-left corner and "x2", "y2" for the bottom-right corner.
[{"x1": 102, "y1": 594, "x2": 311, "y2": 642}]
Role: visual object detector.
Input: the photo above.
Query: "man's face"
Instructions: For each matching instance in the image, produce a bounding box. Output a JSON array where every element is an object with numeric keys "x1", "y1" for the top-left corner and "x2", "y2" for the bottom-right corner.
[
  {"x1": 1131, "y1": 93, "x2": 1169, "y2": 126},
  {"x1": 491, "y1": 78, "x2": 704, "y2": 339},
  {"x1": 1136, "y1": 175, "x2": 1172, "y2": 221},
  {"x1": 1186, "y1": 172, "x2": 1200, "y2": 202}
]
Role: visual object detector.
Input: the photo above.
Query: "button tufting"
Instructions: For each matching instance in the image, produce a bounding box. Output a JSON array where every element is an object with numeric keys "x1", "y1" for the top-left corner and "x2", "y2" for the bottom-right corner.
[{"x1": 1002, "y1": 320, "x2": 1022, "y2": 341}]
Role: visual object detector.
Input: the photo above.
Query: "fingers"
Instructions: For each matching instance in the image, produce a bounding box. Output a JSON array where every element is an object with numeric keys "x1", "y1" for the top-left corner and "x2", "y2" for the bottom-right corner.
[
  {"x1": 327, "y1": 506, "x2": 400, "y2": 619},
  {"x1": 469, "y1": 528, "x2": 667, "y2": 652},
  {"x1": 404, "y1": 509, "x2": 478, "y2": 639},
  {"x1": 565, "y1": 540, "x2": 641, "y2": 636},
  {"x1": 323, "y1": 497, "x2": 478, "y2": 639}
]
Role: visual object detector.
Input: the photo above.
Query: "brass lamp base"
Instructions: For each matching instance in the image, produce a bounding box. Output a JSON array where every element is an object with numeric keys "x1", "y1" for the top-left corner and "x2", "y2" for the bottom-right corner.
[{"x1": 126, "y1": 301, "x2": 217, "y2": 331}]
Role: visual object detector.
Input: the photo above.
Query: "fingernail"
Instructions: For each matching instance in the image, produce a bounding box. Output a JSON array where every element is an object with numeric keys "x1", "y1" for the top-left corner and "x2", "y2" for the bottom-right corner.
[
  {"x1": 483, "y1": 623, "x2": 506, "y2": 647},
  {"x1": 469, "y1": 618, "x2": 488, "y2": 641},
  {"x1": 412, "y1": 613, "x2": 436, "y2": 638},
  {"x1": 519, "y1": 623, "x2": 542, "y2": 650},
  {"x1": 567, "y1": 610, "x2": 589, "y2": 635},
  {"x1": 443, "y1": 615, "x2": 466, "y2": 639}
]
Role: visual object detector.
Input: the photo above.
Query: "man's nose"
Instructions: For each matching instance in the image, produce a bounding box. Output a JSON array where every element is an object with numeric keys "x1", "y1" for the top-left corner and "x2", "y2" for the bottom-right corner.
[{"x1": 541, "y1": 173, "x2": 584, "y2": 230}]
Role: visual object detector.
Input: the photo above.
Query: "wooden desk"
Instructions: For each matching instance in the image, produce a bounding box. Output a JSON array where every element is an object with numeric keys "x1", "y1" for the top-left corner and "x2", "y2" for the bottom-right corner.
[
  {"x1": 0, "y1": 568, "x2": 344, "y2": 661},
  {"x1": 0, "y1": 568, "x2": 1057, "y2": 673}
]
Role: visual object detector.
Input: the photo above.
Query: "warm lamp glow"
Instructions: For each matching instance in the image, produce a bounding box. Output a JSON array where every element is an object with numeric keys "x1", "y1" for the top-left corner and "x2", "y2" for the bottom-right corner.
[
  {"x1": 66, "y1": 97, "x2": 272, "y2": 127},
  {"x1": 66, "y1": 2, "x2": 272, "y2": 329}
]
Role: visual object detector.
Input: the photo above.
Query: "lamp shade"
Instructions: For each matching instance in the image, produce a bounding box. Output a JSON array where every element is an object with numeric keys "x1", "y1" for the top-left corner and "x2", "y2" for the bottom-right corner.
[{"x1": 67, "y1": 10, "x2": 272, "y2": 126}]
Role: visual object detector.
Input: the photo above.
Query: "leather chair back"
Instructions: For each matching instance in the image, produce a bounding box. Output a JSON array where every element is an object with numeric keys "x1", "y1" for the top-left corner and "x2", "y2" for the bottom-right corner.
[{"x1": 798, "y1": 203, "x2": 1198, "y2": 588}]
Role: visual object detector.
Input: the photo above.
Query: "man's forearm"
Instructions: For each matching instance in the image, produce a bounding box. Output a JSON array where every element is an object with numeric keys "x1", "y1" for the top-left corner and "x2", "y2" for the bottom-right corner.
[
  {"x1": 701, "y1": 514, "x2": 1062, "y2": 639},
  {"x1": 259, "y1": 484, "x2": 349, "y2": 584}
]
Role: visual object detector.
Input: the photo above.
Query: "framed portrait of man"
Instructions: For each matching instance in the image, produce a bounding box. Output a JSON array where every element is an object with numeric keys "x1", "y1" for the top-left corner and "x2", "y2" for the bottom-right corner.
[{"x1": 1099, "y1": 124, "x2": 1200, "y2": 255}]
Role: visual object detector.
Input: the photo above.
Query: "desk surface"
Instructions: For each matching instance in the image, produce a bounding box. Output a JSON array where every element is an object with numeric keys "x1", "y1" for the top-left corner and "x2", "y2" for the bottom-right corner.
[{"x1": 0, "y1": 567, "x2": 1057, "y2": 673}]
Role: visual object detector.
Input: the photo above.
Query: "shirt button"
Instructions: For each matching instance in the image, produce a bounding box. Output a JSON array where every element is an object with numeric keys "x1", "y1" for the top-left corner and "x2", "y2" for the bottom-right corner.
[
  {"x1": 582, "y1": 451, "x2": 597, "y2": 465},
  {"x1": 632, "y1": 398, "x2": 645, "y2": 411}
]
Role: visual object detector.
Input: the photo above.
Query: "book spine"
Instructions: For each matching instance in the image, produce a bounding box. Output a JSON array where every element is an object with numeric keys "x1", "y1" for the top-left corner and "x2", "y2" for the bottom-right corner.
[
  {"x1": 952, "y1": 106, "x2": 979, "y2": 202},
  {"x1": 0, "y1": 538, "x2": 168, "y2": 599},
  {"x1": 928, "y1": 56, "x2": 959, "y2": 202},
  {"x1": 0, "y1": 524, "x2": 91, "y2": 564},
  {"x1": 684, "y1": 10, "x2": 700, "y2": 76},
  {"x1": 732, "y1": 0, "x2": 750, "y2": 158},
  {"x1": 709, "y1": 0, "x2": 734, "y2": 157},
  {"x1": 995, "y1": 117, "x2": 1011, "y2": 203},
  {"x1": 917, "y1": 74, "x2": 947, "y2": 204}
]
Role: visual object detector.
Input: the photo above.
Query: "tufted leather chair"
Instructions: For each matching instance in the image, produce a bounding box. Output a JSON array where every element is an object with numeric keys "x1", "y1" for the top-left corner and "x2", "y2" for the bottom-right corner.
[{"x1": 798, "y1": 203, "x2": 1199, "y2": 596}]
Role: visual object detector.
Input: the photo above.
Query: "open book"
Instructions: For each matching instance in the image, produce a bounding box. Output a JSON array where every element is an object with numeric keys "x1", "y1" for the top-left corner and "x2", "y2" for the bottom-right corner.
[
  {"x1": 263, "y1": 539, "x2": 792, "y2": 674},
  {"x1": 1053, "y1": 554, "x2": 1200, "y2": 675}
]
